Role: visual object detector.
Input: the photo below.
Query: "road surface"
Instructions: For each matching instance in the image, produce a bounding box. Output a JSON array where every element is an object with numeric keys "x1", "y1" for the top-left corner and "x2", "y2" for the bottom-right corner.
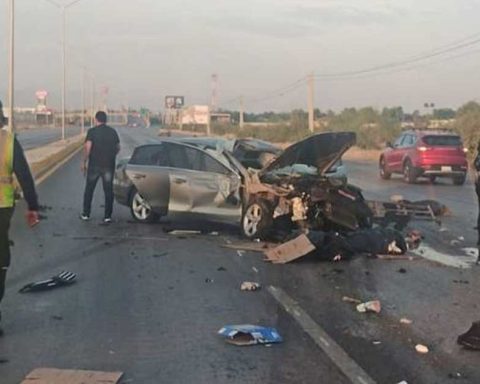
[
  {"x1": 16, "y1": 126, "x2": 83, "y2": 150},
  {"x1": 1, "y1": 127, "x2": 479, "y2": 383}
]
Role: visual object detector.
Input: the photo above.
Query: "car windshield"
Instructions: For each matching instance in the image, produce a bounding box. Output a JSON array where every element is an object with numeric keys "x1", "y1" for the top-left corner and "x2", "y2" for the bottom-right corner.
[{"x1": 422, "y1": 135, "x2": 462, "y2": 146}]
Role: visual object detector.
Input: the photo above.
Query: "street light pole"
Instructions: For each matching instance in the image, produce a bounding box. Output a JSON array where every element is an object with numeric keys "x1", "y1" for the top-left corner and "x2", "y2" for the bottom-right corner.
[
  {"x1": 61, "y1": 5, "x2": 66, "y2": 140},
  {"x1": 7, "y1": 0, "x2": 15, "y2": 133}
]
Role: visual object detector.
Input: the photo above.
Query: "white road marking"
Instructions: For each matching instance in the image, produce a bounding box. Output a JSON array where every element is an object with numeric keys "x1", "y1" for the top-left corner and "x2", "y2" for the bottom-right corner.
[
  {"x1": 268, "y1": 285, "x2": 377, "y2": 384},
  {"x1": 412, "y1": 245, "x2": 477, "y2": 269}
]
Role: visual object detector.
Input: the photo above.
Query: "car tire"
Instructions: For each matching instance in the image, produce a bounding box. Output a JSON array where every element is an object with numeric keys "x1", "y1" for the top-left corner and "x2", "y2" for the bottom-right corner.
[
  {"x1": 241, "y1": 198, "x2": 273, "y2": 240},
  {"x1": 453, "y1": 174, "x2": 466, "y2": 186},
  {"x1": 403, "y1": 160, "x2": 416, "y2": 184},
  {"x1": 130, "y1": 189, "x2": 160, "y2": 223},
  {"x1": 379, "y1": 157, "x2": 391, "y2": 180}
]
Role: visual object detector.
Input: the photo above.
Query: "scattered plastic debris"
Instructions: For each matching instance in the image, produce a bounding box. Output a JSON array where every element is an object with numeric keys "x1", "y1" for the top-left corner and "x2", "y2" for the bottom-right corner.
[
  {"x1": 19, "y1": 271, "x2": 76, "y2": 293},
  {"x1": 448, "y1": 372, "x2": 463, "y2": 379},
  {"x1": 400, "y1": 318, "x2": 413, "y2": 325},
  {"x1": 240, "y1": 282, "x2": 261, "y2": 291},
  {"x1": 205, "y1": 278, "x2": 214, "y2": 283},
  {"x1": 457, "y1": 321, "x2": 480, "y2": 350},
  {"x1": 372, "y1": 341, "x2": 382, "y2": 345},
  {"x1": 356, "y1": 300, "x2": 381, "y2": 314},
  {"x1": 218, "y1": 325, "x2": 282, "y2": 346},
  {"x1": 342, "y1": 296, "x2": 361, "y2": 304},
  {"x1": 217, "y1": 266, "x2": 227, "y2": 272},
  {"x1": 415, "y1": 344, "x2": 429, "y2": 354}
]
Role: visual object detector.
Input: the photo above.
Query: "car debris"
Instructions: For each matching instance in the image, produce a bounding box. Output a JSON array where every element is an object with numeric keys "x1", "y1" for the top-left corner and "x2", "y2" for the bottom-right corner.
[
  {"x1": 19, "y1": 271, "x2": 76, "y2": 293},
  {"x1": 457, "y1": 321, "x2": 480, "y2": 350},
  {"x1": 356, "y1": 300, "x2": 381, "y2": 314},
  {"x1": 264, "y1": 234, "x2": 316, "y2": 264},
  {"x1": 398, "y1": 268, "x2": 407, "y2": 273},
  {"x1": 342, "y1": 296, "x2": 362, "y2": 304},
  {"x1": 240, "y1": 282, "x2": 261, "y2": 291},
  {"x1": 415, "y1": 344, "x2": 429, "y2": 354},
  {"x1": 20, "y1": 368, "x2": 123, "y2": 384},
  {"x1": 400, "y1": 318, "x2": 413, "y2": 325},
  {"x1": 218, "y1": 325, "x2": 282, "y2": 346}
]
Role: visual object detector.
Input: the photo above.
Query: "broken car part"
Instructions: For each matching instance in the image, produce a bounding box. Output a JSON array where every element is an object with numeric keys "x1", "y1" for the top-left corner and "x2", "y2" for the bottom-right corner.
[
  {"x1": 356, "y1": 300, "x2": 381, "y2": 314},
  {"x1": 457, "y1": 321, "x2": 480, "y2": 350},
  {"x1": 218, "y1": 325, "x2": 282, "y2": 346},
  {"x1": 19, "y1": 271, "x2": 76, "y2": 293}
]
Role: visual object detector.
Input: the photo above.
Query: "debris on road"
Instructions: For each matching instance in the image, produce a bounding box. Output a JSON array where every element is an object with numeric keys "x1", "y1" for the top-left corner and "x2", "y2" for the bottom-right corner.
[
  {"x1": 457, "y1": 321, "x2": 480, "y2": 350},
  {"x1": 222, "y1": 241, "x2": 276, "y2": 253},
  {"x1": 448, "y1": 372, "x2": 463, "y2": 380},
  {"x1": 20, "y1": 368, "x2": 123, "y2": 384},
  {"x1": 240, "y1": 282, "x2": 261, "y2": 291},
  {"x1": 356, "y1": 300, "x2": 381, "y2": 314},
  {"x1": 342, "y1": 296, "x2": 362, "y2": 304},
  {"x1": 397, "y1": 268, "x2": 407, "y2": 274},
  {"x1": 218, "y1": 325, "x2": 282, "y2": 346},
  {"x1": 264, "y1": 234, "x2": 315, "y2": 264},
  {"x1": 415, "y1": 344, "x2": 429, "y2": 354},
  {"x1": 152, "y1": 252, "x2": 168, "y2": 258},
  {"x1": 0, "y1": 358, "x2": 9, "y2": 364},
  {"x1": 205, "y1": 278, "x2": 214, "y2": 283},
  {"x1": 400, "y1": 318, "x2": 413, "y2": 325},
  {"x1": 167, "y1": 229, "x2": 202, "y2": 235},
  {"x1": 19, "y1": 271, "x2": 76, "y2": 293},
  {"x1": 217, "y1": 266, "x2": 227, "y2": 271}
]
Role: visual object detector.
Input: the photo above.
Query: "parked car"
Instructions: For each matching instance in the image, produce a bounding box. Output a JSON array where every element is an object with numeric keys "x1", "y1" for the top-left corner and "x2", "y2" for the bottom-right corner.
[
  {"x1": 379, "y1": 129, "x2": 468, "y2": 185},
  {"x1": 114, "y1": 132, "x2": 372, "y2": 239}
]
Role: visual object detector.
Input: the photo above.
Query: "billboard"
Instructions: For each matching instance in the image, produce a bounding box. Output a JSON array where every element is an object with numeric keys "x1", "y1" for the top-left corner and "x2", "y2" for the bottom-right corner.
[
  {"x1": 165, "y1": 95, "x2": 184, "y2": 109},
  {"x1": 181, "y1": 105, "x2": 209, "y2": 125},
  {"x1": 35, "y1": 90, "x2": 48, "y2": 112}
]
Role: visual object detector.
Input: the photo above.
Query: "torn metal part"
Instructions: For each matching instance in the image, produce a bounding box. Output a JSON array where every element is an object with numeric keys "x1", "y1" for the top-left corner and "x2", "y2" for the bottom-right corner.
[
  {"x1": 19, "y1": 271, "x2": 76, "y2": 293},
  {"x1": 218, "y1": 325, "x2": 282, "y2": 346},
  {"x1": 240, "y1": 282, "x2": 261, "y2": 291},
  {"x1": 263, "y1": 234, "x2": 316, "y2": 264},
  {"x1": 291, "y1": 197, "x2": 308, "y2": 221}
]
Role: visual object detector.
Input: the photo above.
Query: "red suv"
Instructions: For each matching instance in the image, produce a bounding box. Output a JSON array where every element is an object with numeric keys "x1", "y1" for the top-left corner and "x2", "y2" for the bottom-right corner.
[{"x1": 379, "y1": 130, "x2": 468, "y2": 185}]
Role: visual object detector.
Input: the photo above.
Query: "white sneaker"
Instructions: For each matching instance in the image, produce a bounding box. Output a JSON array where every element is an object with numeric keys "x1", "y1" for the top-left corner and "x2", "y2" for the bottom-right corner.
[
  {"x1": 103, "y1": 217, "x2": 112, "y2": 224},
  {"x1": 80, "y1": 214, "x2": 90, "y2": 221}
]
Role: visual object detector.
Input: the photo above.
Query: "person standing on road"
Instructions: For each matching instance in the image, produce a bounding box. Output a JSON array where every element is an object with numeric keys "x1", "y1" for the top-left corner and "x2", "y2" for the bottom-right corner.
[
  {"x1": 0, "y1": 100, "x2": 39, "y2": 336},
  {"x1": 80, "y1": 111, "x2": 120, "y2": 223},
  {"x1": 474, "y1": 141, "x2": 480, "y2": 264}
]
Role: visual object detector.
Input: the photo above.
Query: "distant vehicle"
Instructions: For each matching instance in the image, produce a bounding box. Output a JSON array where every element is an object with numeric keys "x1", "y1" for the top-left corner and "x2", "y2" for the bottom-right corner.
[
  {"x1": 379, "y1": 129, "x2": 468, "y2": 185},
  {"x1": 113, "y1": 132, "x2": 371, "y2": 238}
]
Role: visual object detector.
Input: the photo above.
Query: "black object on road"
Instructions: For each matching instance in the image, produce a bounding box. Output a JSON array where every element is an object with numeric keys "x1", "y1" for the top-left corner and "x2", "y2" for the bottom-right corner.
[
  {"x1": 457, "y1": 321, "x2": 480, "y2": 350},
  {"x1": 19, "y1": 271, "x2": 76, "y2": 293}
]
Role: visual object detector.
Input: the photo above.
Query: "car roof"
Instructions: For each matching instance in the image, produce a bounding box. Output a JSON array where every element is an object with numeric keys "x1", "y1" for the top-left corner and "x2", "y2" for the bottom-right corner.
[{"x1": 404, "y1": 129, "x2": 460, "y2": 137}]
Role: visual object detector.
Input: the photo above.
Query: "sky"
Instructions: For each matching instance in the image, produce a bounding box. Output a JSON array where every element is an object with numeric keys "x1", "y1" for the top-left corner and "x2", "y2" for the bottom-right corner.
[{"x1": 1, "y1": 0, "x2": 480, "y2": 113}]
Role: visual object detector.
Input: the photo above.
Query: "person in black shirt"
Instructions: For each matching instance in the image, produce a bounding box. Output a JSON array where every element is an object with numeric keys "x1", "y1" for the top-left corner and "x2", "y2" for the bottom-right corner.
[
  {"x1": 80, "y1": 111, "x2": 120, "y2": 223},
  {"x1": 0, "y1": 100, "x2": 39, "y2": 336}
]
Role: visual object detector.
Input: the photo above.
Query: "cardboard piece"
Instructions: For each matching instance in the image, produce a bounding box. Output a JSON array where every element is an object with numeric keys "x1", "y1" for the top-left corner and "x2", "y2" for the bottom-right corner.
[
  {"x1": 218, "y1": 325, "x2": 283, "y2": 346},
  {"x1": 264, "y1": 234, "x2": 316, "y2": 264},
  {"x1": 21, "y1": 368, "x2": 123, "y2": 384}
]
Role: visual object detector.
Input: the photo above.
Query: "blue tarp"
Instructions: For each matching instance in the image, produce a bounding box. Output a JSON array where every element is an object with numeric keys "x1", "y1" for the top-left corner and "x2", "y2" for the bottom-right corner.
[{"x1": 218, "y1": 324, "x2": 283, "y2": 346}]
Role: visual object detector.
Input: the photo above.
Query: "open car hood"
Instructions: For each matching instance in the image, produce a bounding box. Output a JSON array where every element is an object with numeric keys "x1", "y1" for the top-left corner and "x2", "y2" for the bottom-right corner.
[{"x1": 259, "y1": 132, "x2": 356, "y2": 177}]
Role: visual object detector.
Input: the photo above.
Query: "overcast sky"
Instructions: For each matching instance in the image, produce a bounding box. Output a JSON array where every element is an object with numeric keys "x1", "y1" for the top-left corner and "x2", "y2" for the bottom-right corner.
[{"x1": 1, "y1": 0, "x2": 480, "y2": 113}]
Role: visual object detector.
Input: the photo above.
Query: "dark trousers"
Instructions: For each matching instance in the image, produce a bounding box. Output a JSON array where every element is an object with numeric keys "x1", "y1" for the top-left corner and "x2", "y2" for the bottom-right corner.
[
  {"x1": 82, "y1": 166, "x2": 114, "y2": 218},
  {"x1": 0, "y1": 207, "x2": 14, "y2": 305}
]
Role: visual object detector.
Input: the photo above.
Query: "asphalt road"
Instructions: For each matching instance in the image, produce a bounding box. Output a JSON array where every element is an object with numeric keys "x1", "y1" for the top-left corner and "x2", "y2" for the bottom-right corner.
[
  {"x1": 16, "y1": 126, "x2": 83, "y2": 150},
  {"x1": 1, "y1": 127, "x2": 479, "y2": 383}
]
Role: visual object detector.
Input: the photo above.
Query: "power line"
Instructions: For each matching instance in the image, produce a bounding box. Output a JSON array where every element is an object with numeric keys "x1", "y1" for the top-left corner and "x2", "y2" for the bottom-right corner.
[{"x1": 315, "y1": 33, "x2": 480, "y2": 79}]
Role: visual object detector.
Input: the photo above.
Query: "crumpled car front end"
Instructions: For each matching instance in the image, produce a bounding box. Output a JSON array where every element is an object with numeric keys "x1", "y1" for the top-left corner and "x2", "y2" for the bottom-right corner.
[{"x1": 241, "y1": 132, "x2": 373, "y2": 239}]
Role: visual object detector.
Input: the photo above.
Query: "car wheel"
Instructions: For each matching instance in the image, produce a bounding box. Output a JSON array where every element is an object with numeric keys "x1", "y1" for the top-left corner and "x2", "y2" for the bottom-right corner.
[
  {"x1": 453, "y1": 174, "x2": 466, "y2": 186},
  {"x1": 130, "y1": 189, "x2": 159, "y2": 223},
  {"x1": 241, "y1": 198, "x2": 273, "y2": 239},
  {"x1": 403, "y1": 160, "x2": 416, "y2": 184},
  {"x1": 379, "y1": 157, "x2": 391, "y2": 180}
]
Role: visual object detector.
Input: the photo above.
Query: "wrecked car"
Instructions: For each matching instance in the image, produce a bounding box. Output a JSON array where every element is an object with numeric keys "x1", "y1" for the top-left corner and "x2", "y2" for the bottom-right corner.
[{"x1": 113, "y1": 132, "x2": 373, "y2": 239}]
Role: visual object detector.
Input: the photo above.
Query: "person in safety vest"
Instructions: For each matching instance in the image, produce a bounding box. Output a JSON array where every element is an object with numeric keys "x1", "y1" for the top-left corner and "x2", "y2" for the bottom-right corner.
[{"x1": 0, "y1": 100, "x2": 39, "y2": 336}]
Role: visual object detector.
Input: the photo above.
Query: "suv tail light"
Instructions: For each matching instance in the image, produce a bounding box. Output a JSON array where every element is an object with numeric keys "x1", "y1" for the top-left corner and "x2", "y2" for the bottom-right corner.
[{"x1": 417, "y1": 146, "x2": 429, "y2": 152}]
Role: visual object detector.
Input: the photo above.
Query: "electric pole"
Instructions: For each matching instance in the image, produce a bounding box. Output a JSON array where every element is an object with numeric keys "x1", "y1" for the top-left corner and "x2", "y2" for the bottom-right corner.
[
  {"x1": 7, "y1": 0, "x2": 14, "y2": 133},
  {"x1": 239, "y1": 96, "x2": 244, "y2": 129},
  {"x1": 307, "y1": 72, "x2": 314, "y2": 133}
]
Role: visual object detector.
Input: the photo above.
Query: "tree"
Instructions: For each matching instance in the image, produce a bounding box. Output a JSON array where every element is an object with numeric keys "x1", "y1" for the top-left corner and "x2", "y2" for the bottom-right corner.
[{"x1": 456, "y1": 101, "x2": 480, "y2": 153}]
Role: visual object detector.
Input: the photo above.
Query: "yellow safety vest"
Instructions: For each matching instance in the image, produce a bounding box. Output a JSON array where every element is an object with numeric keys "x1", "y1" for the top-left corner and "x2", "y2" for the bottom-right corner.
[{"x1": 0, "y1": 130, "x2": 14, "y2": 208}]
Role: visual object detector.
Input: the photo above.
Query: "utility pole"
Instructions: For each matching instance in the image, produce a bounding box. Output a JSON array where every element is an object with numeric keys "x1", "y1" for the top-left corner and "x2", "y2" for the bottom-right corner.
[
  {"x1": 7, "y1": 0, "x2": 15, "y2": 133},
  {"x1": 61, "y1": 6, "x2": 66, "y2": 140},
  {"x1": 207, "y1": 106, "x2": 211, "y2": 136},
  {"x1": 81, "y1": 67, "x2": 85, "y2": 133},
  {"x1": 91, "y1": 75, "x2": 95, "y2": 126},
  {"x1": 239, "y1": 96, "x2": 244, "y2": 129},
  {"x1": 307, "y1": 72, "x2": 314, "y2": 133}
]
